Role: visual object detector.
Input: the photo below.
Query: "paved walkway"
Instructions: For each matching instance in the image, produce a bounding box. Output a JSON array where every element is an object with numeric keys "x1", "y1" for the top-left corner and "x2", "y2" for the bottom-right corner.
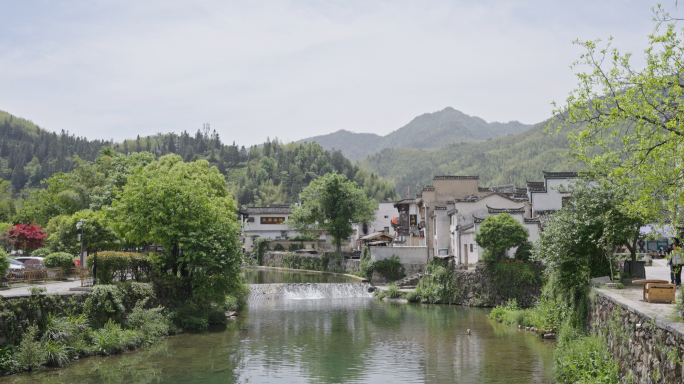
[
  {"x1": 602, "y1": 262, "x2": 681, "y2": 320},
  {"x1": 0, "y1": 279, "x2": 86, "y2": 297}
]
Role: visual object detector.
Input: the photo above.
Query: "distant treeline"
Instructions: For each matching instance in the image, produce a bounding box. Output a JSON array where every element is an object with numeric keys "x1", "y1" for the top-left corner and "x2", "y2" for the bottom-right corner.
[{"x1": 0, "y1": 112, "x2": 397, "y2": 214}]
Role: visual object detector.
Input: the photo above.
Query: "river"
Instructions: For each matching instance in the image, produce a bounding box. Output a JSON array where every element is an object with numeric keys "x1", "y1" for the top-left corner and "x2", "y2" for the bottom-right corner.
[{"x1": 1, "y1": 270, "x2": 555, "y2": 383}]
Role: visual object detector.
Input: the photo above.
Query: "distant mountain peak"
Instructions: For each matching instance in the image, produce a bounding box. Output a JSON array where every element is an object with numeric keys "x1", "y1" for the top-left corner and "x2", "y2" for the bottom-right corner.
[{"x1": 297, "y1": 108, "x2": 532, "y2": 160}]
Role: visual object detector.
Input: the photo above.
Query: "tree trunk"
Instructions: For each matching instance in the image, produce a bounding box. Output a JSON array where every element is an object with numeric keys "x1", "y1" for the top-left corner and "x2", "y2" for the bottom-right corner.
[{"x1": 624, "y1": 235, "x2": 639, "y2": 277}]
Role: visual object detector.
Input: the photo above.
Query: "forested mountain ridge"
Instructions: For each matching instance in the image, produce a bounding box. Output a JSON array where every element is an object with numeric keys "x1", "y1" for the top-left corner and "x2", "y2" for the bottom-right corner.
[
  {"x1": 298, "y1": 107, "x2": 531, "y2": 160},
  {"x1": 357, "y1": 118, "x2": 584, "y2": 197},
  {"x1": 0, "y1": 110, "x2": 397, "y2": 222}
]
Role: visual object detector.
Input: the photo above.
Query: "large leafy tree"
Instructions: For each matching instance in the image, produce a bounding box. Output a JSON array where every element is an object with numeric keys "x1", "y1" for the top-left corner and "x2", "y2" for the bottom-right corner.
[
  {"x1": 45, "y1": 210, "x2": 120, "y2": 255},
  {"x1": 109, "y1": 154, "x2": 242, "y2": 302},
  {"x1": 552, "y1": 10, "x2": 684, "y2": 228},
  {"x1": 288, "y1": 173, "x2": 376, "y2": 254},
  {"x1": 535, "y1": 181, "x2": 643, "y2": 327},
  {"x1": 474, "y1": 213, "x2": 529, "y2": 263}
]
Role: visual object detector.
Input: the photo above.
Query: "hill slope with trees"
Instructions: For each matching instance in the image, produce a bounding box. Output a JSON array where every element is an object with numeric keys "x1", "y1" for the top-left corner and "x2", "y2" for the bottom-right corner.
[
  {"x1": 0, "y1": 111, "x2": 397, "y2": 222},
  {"x1": 357, "y1": 119, "x2": 583, "y2": 196},
  {"x1": 298, "y1": 107, "x2": 531, "y2": 160}
]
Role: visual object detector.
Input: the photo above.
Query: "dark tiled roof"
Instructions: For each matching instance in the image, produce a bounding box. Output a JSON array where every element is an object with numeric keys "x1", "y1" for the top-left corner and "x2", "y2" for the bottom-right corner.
[
  {"x1": 447, "y1": 208, "x2": 458, "y2": 215},
  {"x1": 478, "y1": 187, "x2": 490, "y2": 192},
  {"x1": 243, "y1": 206, "x2": 292, "y2": 214},
  {"x1": 454, "y1": 194, "x2": 482, "y2": 202},
  {"x1": 434, "y1": 206, "x2": 447, "y2": 210},
  {"x1": 459, "y1": 223, "x2": 475, "y2": 233},
  {"x1": 524, "y1": 217, "x2": 541, "y2": 224},
  {"x1": 422, "y1": 186, "x2": 435, "y2": 191},
  {"x1": 486, "y1": 205, "x2": 526, "y2": 214},
  {"x1": 415, "y1": 194, "x2": 422, "y2": 198},
  {"x1": 433, "y1": 175, "x2": 479, "y2": 180},
  {"x1": 542, "y1": 171, "x2": 579, "y2": 179},
  {"x1": 526, "y1": 181, "x2": 544, "y2": 187},
  {"x1": 446, "y1": 200, "x2": 454, "y2": 204},
  {"x1": 393, "y1": 199, "x2": 416, "y2": 207},
  {"x1": 473, "y1": 215, "x2": 485, "y2": 223}
]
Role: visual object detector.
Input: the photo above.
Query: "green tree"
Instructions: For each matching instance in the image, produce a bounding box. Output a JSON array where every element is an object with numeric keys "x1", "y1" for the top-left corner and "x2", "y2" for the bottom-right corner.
[
  {"x1": 109, "y1": 155, "x2": 243, "y2": 303},
  {"x1": 288, "y1": 173, "x2": 376, "y2": 253},
  {"x1": 45, "y1": 210, "x2": 120, "y2": 255},
  {"x1": 474, "y1": 213, "x2": 528, "y2": 263},
  {"x1": 535, "y1": 181, "x2": 643, "y2": 328},
  {"x1": 552, "y1": 11, "x2": 684, "y2": 227}
]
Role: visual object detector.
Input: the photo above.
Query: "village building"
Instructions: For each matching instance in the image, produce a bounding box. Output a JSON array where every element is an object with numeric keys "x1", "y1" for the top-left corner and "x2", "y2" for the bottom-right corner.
[
  {"x1": 238, "y1": 204, "x2": 328, "y2": 252},
  {"x1": 352, "y1": 201, "x2": 397, "y2": 250},
  {"x1": 527, "y1": 171, "x2": 579, "y2": 216}
]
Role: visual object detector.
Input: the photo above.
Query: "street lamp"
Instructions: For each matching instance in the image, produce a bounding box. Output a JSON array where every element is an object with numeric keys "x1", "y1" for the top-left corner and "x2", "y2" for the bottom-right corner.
[{"x1": 76, "y1": 219, "x2": 94, "y2": 285}]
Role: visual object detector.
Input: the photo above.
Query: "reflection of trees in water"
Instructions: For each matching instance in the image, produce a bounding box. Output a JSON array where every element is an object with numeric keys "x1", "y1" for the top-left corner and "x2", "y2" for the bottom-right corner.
[
  {"x1": 0, "y1": 300, "x2": 554, "y2": 384},
  {"x1": 244, "y1": 299, "x2": 374, "y2": 383}
]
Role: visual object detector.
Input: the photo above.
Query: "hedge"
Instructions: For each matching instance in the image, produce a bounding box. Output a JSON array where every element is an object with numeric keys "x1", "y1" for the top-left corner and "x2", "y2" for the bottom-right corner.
[{"x1": 86, "y1": 252, "x2": 153, "y2": 284}]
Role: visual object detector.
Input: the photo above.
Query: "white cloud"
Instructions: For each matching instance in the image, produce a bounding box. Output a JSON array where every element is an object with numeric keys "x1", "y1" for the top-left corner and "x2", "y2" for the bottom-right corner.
[{"x1": 0, "y1": 0, "x2": 661, "y2": 145}]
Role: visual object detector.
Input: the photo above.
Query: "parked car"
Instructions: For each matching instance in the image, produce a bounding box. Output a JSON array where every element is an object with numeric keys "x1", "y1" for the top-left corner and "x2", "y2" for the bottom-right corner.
[
  {"x1": 14, "y1": 256, "x2": 45, "y2": 264},
  {"x1": 7, "y1": 258, "x2": 26, "y2": 276}
]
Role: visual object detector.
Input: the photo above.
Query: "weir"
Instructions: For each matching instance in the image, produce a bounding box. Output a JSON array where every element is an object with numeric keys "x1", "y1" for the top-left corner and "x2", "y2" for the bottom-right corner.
[{"x1": 248, "y1": 282, "x2": 375, "y2": 301}]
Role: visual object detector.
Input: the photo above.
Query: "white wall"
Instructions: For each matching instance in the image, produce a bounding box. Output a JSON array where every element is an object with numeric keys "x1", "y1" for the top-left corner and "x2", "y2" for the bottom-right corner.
[
  {"x1": 371, "y1": 246, "x2": 428, "y2": 264},
  {"x1": 531, "y1": 178, "x2": 574, "y2": 212}
]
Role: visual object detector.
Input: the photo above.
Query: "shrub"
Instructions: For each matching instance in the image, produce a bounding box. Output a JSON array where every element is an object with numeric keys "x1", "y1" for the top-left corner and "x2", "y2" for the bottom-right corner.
[
  {"x1": 93, "y1": 319, "x2": 131, "y2": 355},
  {"x1": 404, "y1": 290, "x2": 421, "y2": 302},
  {"x1": 358, "y1": 246, "x2": 375, "y2": 279},
  {"x1": 554, "y1": 329, "x2": 619, "y2": 384},
  {"x1": 487, "y1": 261, "x2": 543, "y2": 303},
  {"x1": 43, "y1": 341, "x2": 72, "y2": 367},
  {"x1": 374, "y1": 291, "x2": 386, "y2": 300},
  {"x1": 86, "y1": 252, "x2": 153, "y2": 284},
  {"x1": 16, "y1": 326, "x2": 45, "y2": 371},
  {"x1": 30, "y1": 248, "x2": 51, "y2": 258},
  {"x1": 126, "y1": 301, "x2": 172, "y2": 344},
  {"x1": 288, "y1": 242, "x2": 304, "y2": 251},
  {"x1": 273, "y1": 243, "x2": 286, "y2": 251},
  {"x1": 417, "y1": 261, "x2": 458, "y2": 304},
  {"x1": 44, "y1": 252, "x2": 75, "y2": 270},
  {"x1": 0, "y1": 251, "x2": 9, "y2": 277},
  {"x1": 0, "y1": 347, "x2": 19, "y2": 375},
  {"x1": 374, "y1": 255, "x2": 405, "y2": 281},
  {"x1": 514, "y1": 241, "x2": 534, "y2": 262},
  {"x1": 386, "y1": 283, "x2": 401, "y2": 299},
  {"x1": 84, "y1": 285, "x2": 126, "y2": 326}
]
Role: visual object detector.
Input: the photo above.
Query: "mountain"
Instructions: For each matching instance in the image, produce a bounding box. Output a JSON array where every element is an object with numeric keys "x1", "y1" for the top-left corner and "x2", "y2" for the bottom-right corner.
[
  {"x1": 298, "y1": 107, "x2": 531, "y2": 160},
  {"x1": 357, "y1": 118, "x2": 583, "y2": 197}
]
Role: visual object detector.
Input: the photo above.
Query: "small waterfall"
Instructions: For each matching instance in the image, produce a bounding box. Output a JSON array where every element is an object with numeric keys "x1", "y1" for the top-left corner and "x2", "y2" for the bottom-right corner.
[{"x1": 248, "y1": 283, "x2": 374, "y2": 301}]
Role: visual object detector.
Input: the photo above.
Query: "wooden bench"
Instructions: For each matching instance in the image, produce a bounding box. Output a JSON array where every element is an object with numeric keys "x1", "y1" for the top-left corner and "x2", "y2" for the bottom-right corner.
[{"x1": 633, "y1": 279, "x2": 676, "y2": 303}]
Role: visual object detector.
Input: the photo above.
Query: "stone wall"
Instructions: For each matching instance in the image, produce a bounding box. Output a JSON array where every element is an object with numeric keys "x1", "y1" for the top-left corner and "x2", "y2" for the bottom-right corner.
[
  {"x1": 261, "y1": 251, "x2": 425, "y2": 283},
  {"x1": 589, "y1": 289, "x2": 684, "y2": 383},
  {"x1": 370, "y1": 247, "x2": 428, "y2": 264},
  {"x1": 446, "y1": 267, "x2": 542, "y2": 308}
]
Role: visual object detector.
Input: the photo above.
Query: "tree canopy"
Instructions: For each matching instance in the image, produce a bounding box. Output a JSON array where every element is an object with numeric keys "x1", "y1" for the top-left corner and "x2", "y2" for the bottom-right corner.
[
  {"x1": 109, "y1": 155, "x2": 242, "y2": 302},
  {"x1": 288, "y1": 173, "x2": 376, "y2": 253},
  {"x1": 474, "y1": 213, "x2": 529, "y2": 263},
  {"x1": 552, "y1": 14, "x2": 684, "y2": 227}
]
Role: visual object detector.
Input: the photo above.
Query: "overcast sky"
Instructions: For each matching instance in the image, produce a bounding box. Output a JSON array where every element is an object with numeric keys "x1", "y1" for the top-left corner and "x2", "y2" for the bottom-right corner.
[{"x1": 0, "y1": 0, "x2": 667, "y2": 146}]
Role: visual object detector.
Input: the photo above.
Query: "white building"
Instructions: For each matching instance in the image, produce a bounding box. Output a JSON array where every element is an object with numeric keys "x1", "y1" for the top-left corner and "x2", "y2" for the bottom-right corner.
[
  {"x1": 239, "y1": 205, "x2": 322, "y2": 252},
  {"x1": 353, "y1": 201, "x2": 397, "y2": 250},
  {"x1": 527, "y1": 171, "x2": 578, "y2": 215}
]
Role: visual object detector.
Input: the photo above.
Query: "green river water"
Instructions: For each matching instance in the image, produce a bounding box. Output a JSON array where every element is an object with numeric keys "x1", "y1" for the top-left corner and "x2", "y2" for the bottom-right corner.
[{"x1": 0, "y1": 271, "x2": 555, "y2": 384}]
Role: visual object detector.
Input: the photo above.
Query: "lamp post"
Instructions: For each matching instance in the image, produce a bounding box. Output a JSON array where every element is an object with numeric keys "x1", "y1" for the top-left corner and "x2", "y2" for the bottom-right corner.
[{"x1": 76, "y1": 219, "x2": 93, "y2": 284}]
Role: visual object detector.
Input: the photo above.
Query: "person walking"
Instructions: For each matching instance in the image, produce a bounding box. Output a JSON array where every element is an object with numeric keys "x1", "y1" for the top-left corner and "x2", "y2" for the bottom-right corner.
[{"x1": 670, "y1": 240, "x2": 683, "y2": 286}]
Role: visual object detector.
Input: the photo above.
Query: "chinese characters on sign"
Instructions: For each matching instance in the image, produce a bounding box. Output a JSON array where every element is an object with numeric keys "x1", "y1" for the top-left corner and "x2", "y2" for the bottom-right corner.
[
  {"x1": 260, "y1": 217, "x2": 285, "y2": 225},
  {"x1": 410, "y1": 214, "x2": 417, "y2": 226}
]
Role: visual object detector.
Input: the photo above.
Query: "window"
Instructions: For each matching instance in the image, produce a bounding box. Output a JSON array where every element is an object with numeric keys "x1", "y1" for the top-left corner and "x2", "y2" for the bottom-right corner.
[
  {"x1": 384, "y1": 227, "x2": 389, "y2": 233},
  {"x1": 384, "y1": 215, "x2": 389, "y2": 218},
  {"x1": 470, "y1": 244, "x2": 473, "y2": 252}
]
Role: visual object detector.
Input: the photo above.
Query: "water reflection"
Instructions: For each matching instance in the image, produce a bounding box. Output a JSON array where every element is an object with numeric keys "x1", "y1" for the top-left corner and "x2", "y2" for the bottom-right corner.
[
  {"x1": 242, "y1": 267, "x2": 357, "y2": 284},
  {"x1": 1, "y1": 299, "x2": 554, "y2": 384}
]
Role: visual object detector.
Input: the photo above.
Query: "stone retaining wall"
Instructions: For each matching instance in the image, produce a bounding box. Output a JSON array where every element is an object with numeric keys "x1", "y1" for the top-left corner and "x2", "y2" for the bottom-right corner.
[
  {"x1": 448, "y1": 267, "x2": 542, "y2": 308},
  {"x1": 589, "y1": 289, "x2": 684, "y2": 383},
  {"x1": 262, "y1": 251, "x2": 425, "y2": 282}
]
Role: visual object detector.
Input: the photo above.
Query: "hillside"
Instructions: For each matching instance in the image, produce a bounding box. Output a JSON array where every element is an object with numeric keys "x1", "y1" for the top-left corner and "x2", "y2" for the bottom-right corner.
[
  {"x1": 357, "y1": 119, "x2": 583, "y2": 196},
  {"x1": 0, "y1": 110, "x2": 397, "y2": 218},
  {"x1": 298, "y1": 107, "x2": 531, "y2": 160}
]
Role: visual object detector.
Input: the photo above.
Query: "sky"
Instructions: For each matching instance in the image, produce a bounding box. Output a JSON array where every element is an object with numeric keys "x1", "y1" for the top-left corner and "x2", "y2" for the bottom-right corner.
[{"x1": 0, "y1": 0, "x2": 669, "y2": 146}]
